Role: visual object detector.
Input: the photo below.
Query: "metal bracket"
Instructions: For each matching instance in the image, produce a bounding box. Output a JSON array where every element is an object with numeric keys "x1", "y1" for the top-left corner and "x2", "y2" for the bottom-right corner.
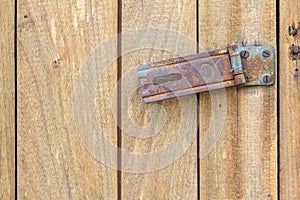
[{"x1": 137, "y1": 45, "x2": 275, "y2": 103}]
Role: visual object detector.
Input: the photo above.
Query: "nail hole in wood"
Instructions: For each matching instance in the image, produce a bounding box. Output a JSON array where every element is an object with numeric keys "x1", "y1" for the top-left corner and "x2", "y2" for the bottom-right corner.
[
  {"x1": 53, "y1": 58, "x2": 61, "y2": 68},
  {"x1": 54, "y1": 58, "x2": 60, "y2": 64}
]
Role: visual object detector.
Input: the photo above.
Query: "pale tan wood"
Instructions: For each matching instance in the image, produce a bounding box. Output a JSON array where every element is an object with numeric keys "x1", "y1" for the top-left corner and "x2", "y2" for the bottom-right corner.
[
  {"x1": 199, "y1": 0, "x2": 277, "y2": 199},
  {"x1": 0, "y1": 0, "x2": 15, "y2": 199},
  {"x1": 280, "y1": 1, "x2": 300, "y2": 199},
  {"x1": 18, "y1": 0, "x2": 118, "y2": 199},
  {"x1": 121, "y1": 0, "x2": 198, "y2": 199}
]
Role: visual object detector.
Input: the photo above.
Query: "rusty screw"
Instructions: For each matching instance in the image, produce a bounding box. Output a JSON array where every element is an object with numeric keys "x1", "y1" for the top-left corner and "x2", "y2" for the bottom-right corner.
[
  {"x1": 240, "y1": 50, "x2": 250, "y2": 58},
  {"x1": 293, "y1": 46, "x2": 299, "y2": 55},
  {"x1": 289, "y1": 26, "x2": 298, "y2": 36},
  {"x1": 262, "y1": 50, "x2": 271, "y2": 58},
  {"x1": 291, "y1": 29, "x2": 298, "y2": 36},
  {"x1": 262, "y1": 74, "x2": 273, "y2": 83}
]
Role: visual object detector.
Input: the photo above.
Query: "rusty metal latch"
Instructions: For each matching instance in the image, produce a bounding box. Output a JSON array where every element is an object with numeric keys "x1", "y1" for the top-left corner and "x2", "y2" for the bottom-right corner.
[{"x1": 137, "y1": 45, "x2": 275, "y2": 103}]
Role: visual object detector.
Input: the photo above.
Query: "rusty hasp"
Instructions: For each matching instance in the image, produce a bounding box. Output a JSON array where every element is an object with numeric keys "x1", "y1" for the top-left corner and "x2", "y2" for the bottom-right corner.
[{"x1": 137, "y1": 45, "x2": 275, "y2": 103}]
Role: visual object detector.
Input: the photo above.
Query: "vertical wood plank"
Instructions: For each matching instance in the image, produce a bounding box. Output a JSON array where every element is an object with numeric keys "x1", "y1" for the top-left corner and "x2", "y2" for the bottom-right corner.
[
  {"x1": 18, "y1": 0, "x2": 118, "y2": 199},
  {"x1": 121, "y1": 0, "x2": 198, "y2": 199},
  {"x1": 0, "y1": 0, "x2": 15, "y2": 199},
  {"x1": 280, "y1": 1, "x2": 300, "y2": 199},
  {"x1": 198, "y1": 0, "x2": 277, "y2": 199}
]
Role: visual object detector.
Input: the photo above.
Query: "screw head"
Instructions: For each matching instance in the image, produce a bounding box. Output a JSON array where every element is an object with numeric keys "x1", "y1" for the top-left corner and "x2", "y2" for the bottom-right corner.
[
  {"x1": 292, "y1": 29, "x2": 298, "y2": 36},
  {"x1": 293, "y1": 46, "x2": 299, "y2": 55},
  {"x1": 262, "y1": 74, "x2": 273, "y2": 83},
  {"x1": 240, "y1": 50, "x2": 250, "y2": 58},
  {"x1": 262, "y1": 50, "x2": 271, "y2": 58},
  {"x1": 288, "y1": 26, "x2": 298, "y2": 36}
]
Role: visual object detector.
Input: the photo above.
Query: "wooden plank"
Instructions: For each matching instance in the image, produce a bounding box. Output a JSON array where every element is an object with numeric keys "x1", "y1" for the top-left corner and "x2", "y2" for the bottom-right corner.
[
  {"x1": 0, "y1": 0, "x2": 15, "y2": 199},
  {"x1": 121, "y1": 0, "x2": 198, "y2": 199},
  {"x1": 17, "y1": 0, "x2": 118, "y2": 199},
  {"x1": 198, "y1": 0, "x2": 277, "y2": 199},
  {"x1": 279, "y1": 1, "x2": 300, "y2": 199}
]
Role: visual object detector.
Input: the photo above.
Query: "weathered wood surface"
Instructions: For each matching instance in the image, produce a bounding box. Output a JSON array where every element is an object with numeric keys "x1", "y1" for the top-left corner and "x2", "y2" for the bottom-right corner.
[
  {"x1": 121, "y1": 0, "x2": 198, "y2": 199},
  {"x1": 279, "y1": 1, "x2": 300, "y2": 199},
  {"x1": 15, "y1": 0, "x2": 299, "y2": 199},
  {"x1": 0, "y1": 0, "x2": 15, "y2": 199},
  {"x1": 198, "y1": 0, "x2": 277, "y2": 199},
  {"x1": 18, "y1": 0, "x2": 118, "y2": 199}
]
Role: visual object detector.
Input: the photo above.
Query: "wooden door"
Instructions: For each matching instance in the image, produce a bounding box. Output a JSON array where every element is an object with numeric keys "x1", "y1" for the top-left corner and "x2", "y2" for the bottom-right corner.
[
  {"x1": 0, "y1": 0, "x2": 297, "y2": 199},
  {"x1": 0, "y1": 1, "x2": 15, "y2": 199}
]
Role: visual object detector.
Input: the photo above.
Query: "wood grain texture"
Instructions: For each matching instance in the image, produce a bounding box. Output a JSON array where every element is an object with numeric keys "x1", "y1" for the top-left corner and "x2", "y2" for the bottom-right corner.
[
  {"x1": 0, "y1": 0, "x2": 15, "y2": 199},
  {"x1": 18, "y1": 0, "x2": 118, "y2": 199},
  {"x1": 198, "y1": 0, "x2": 277, "y2": 199},
  {"x1": 121, "y1": 0, "x2": 198, "y2": 199},
  {"x1": 279, "y1": 1, "x2": 300, "y2": 199}
]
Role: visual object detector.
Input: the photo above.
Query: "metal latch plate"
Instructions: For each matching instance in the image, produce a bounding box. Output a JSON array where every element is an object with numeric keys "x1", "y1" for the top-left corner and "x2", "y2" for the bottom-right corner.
[
  {"x1": 236, "y1": 46, "x2": 275, "y2": 86},
  {"x1": 138, "y1": 45, "x2": 275, "y2": 103}
]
